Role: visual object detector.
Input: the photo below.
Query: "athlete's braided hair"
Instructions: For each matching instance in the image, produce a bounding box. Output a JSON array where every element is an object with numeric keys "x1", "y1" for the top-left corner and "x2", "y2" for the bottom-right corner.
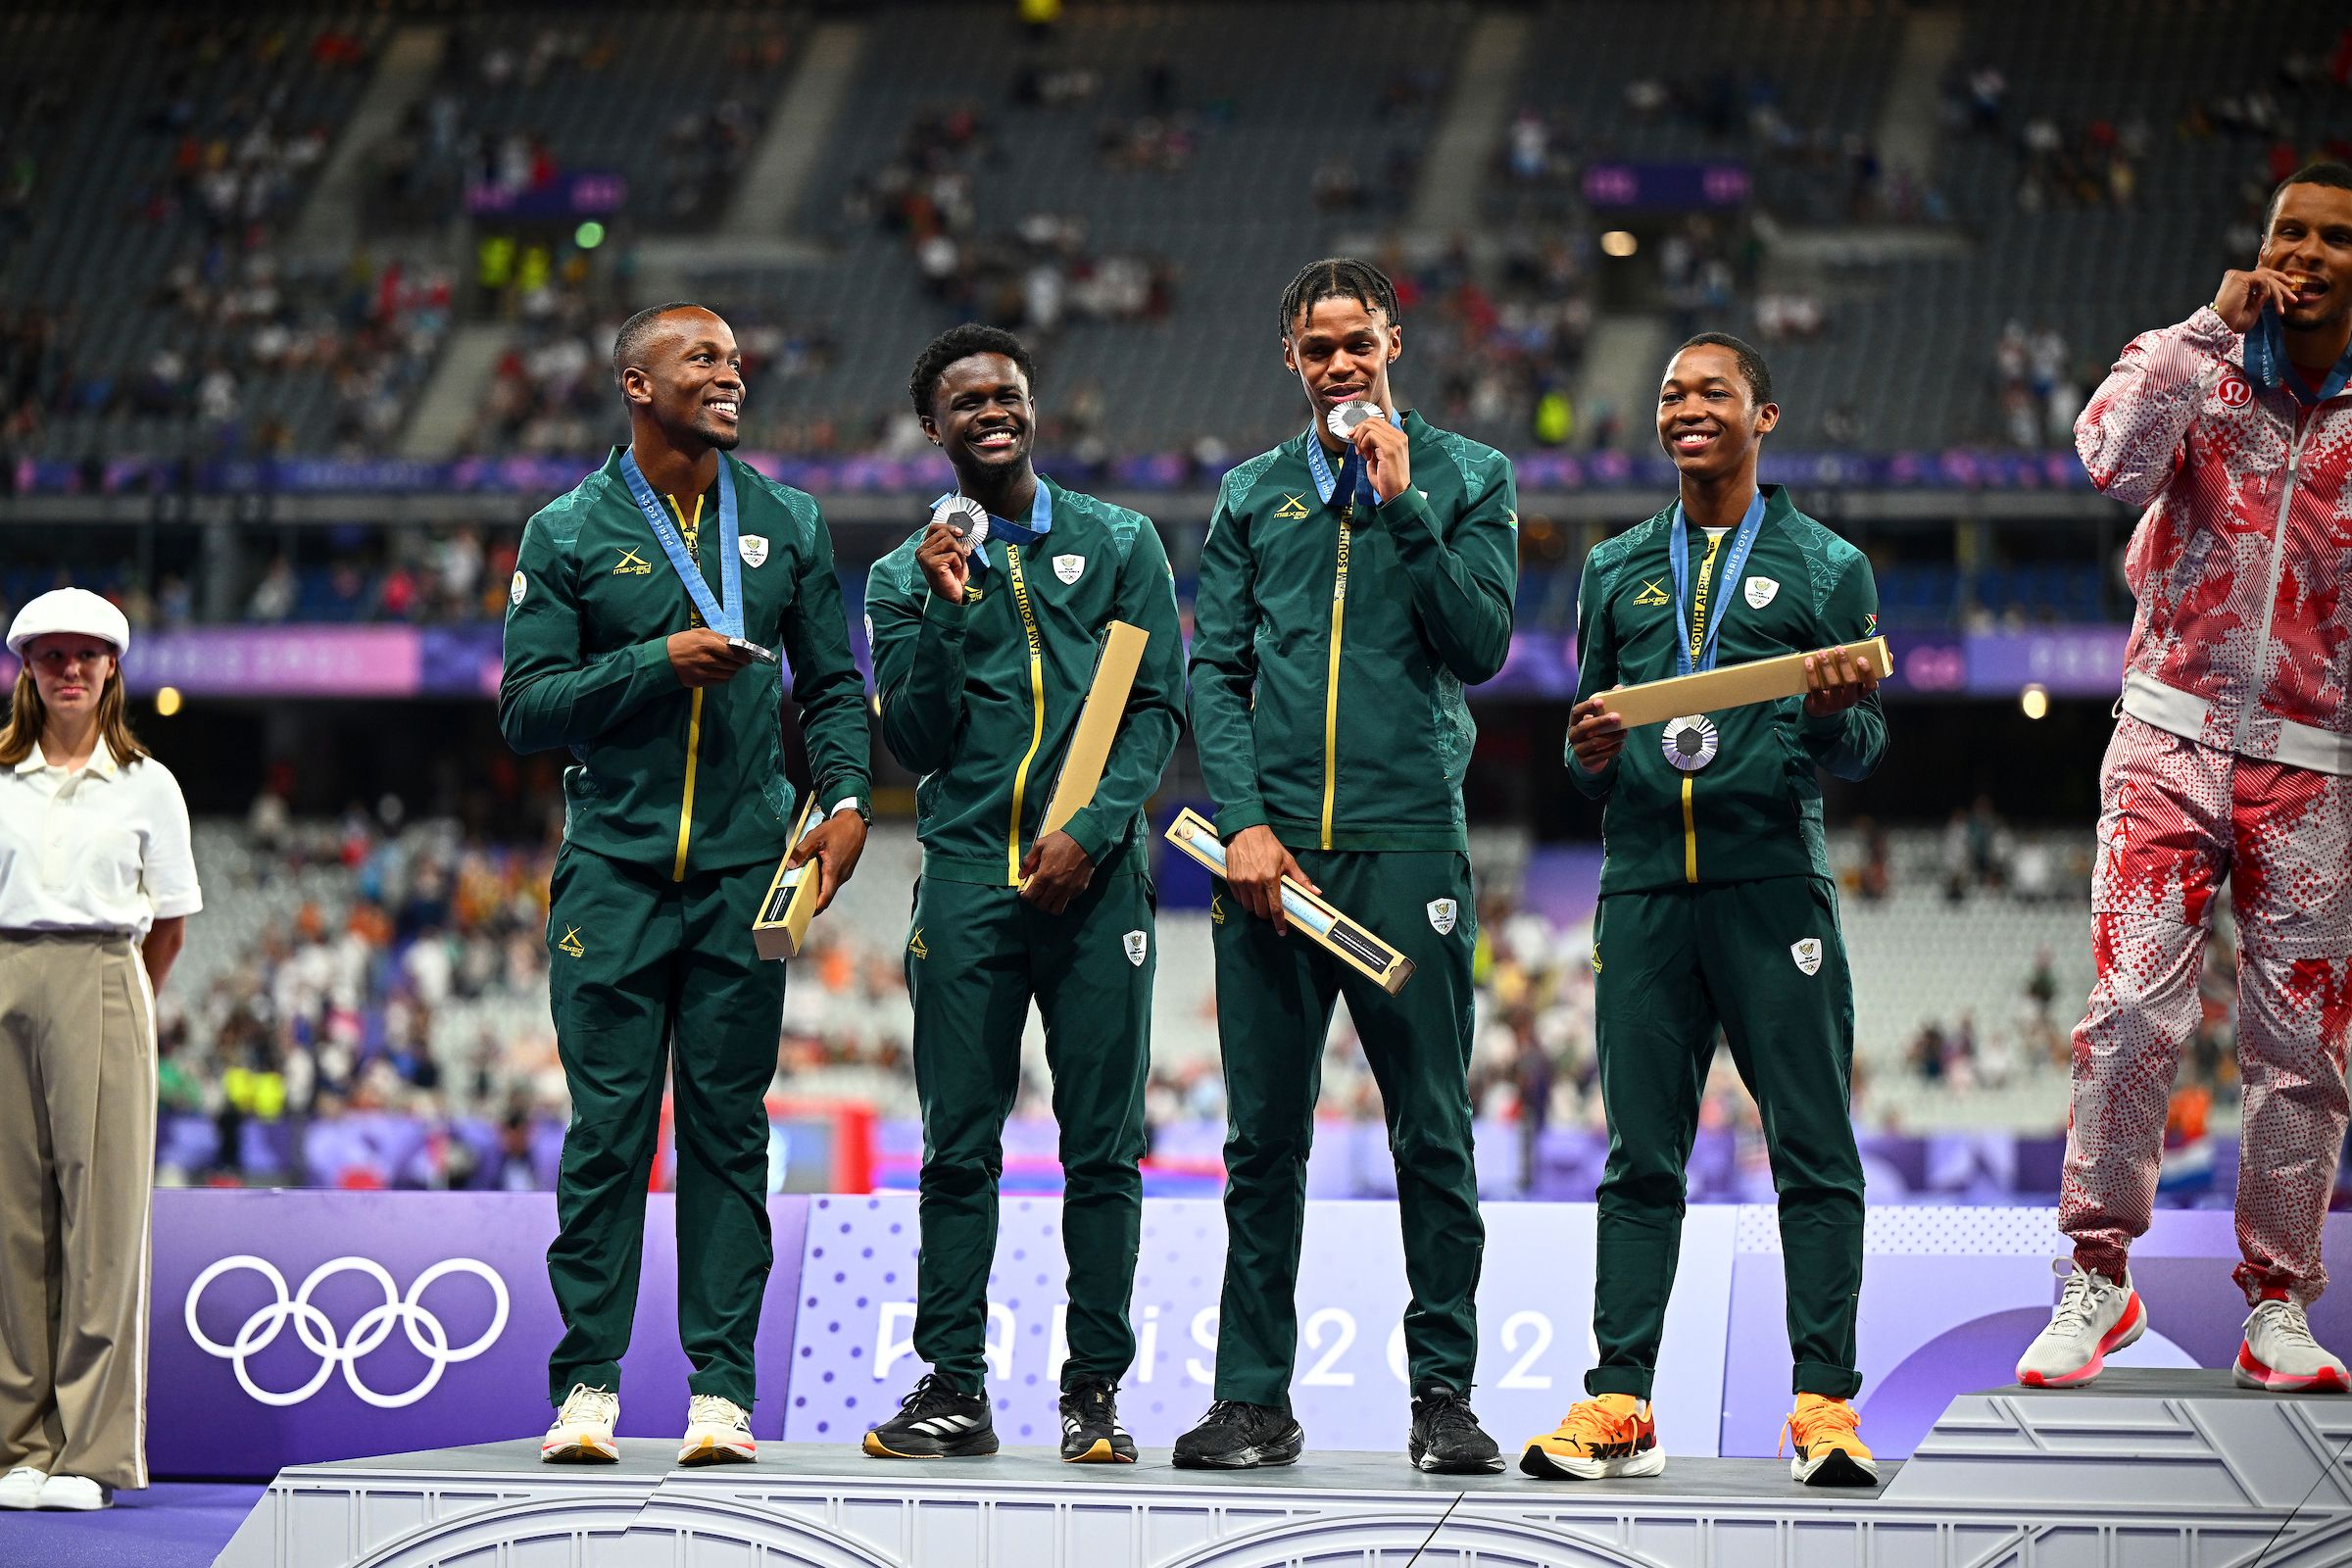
[{"x1": 1278, "y1": 257, "x2": 1400, "y2": 339}]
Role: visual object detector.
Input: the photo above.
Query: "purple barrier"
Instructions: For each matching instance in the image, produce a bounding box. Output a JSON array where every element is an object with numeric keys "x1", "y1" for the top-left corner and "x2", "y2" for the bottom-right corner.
[
  {"x1": 152, "y1": 1191, "x2": 809, "y2": 1477},
  {"x1": 1719, "y1": 1209, "x2": 2352, "y2": 1458},
  {"x1": 783, "y1": 1195, "x2": 1735, "y2": 1455},
  {"x1": 136, "y1": 1191, "x2": 2330, "y2": 1476}
]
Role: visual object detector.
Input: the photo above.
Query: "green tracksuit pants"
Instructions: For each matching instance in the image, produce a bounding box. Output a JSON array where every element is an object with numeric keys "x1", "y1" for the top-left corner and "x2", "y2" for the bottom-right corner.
[
  {"x1": 543, "y1": 843, "x2": 783, "y2": 1409},
  {"x1": 1589, "y1": 874, "x2": 1865, "y2": 1400},
  {"x1": 906, "y1": 868, "x2": 1153, "y2": 1395},
  {"x1": 1208, "y1": 849, "x2": 1482, "y2": 1405}
]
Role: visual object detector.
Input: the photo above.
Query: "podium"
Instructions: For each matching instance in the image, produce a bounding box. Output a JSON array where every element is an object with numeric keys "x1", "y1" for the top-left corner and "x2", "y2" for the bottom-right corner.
[{"x1": 213, "y1": 1370, "x2": 2349, "y2": 1567}]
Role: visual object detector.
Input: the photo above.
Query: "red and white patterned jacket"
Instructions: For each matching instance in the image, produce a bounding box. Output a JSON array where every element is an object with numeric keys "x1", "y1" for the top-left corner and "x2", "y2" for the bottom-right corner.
[{"x1": 2077, "y1": 307, "x2": 2352, "y2": 774}]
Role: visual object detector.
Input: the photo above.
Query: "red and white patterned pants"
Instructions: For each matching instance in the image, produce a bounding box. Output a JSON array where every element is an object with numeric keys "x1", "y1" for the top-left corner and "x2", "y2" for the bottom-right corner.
[{"x1": 2061, "y1": 716, "x2": 2352, "y2": 1305}]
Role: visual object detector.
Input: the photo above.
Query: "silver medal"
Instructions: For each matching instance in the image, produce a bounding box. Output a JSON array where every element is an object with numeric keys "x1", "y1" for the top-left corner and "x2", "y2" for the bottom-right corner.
[
  {"x1": 1661, "y1": 714, "x2": 1719, "y2": 771},
  {"x1": 1326, "y1": 399, "x2": 1386, "y2": 441},
  {"x1": 931, "y1": 494, "x2": 990, "y2": 551}
]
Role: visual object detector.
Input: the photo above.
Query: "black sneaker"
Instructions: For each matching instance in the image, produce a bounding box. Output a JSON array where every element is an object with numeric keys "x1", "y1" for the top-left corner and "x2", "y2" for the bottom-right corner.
[
  {"x1": 861, "y1": 1372, "x2": 998, "y2": 1458},
  {"x1": 1171, "y1": 1399, "x2": 1304, "y2": 1469},
  {"x1": 1408, "y1": 1382, "x2": 1504, "y2": 1474},
  {"x1": 1058, "y1": 1378, "x2": 1138, "y2": 1463}
]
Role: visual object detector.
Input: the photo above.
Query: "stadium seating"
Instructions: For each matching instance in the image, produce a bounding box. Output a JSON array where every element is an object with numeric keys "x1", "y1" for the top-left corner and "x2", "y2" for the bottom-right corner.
[
  {"x1": 406, "y1": 11, "x2": 799, "y2": 231},
  {"x1": 733, "y1": 0, "x2": 1471, "y2": 456},
  {"x1": 1757, "y1": 2, "x2": 2341, "y2": 448},
  {"x1": 3, "y1": 14, "x2": 410, "y2": 461}
]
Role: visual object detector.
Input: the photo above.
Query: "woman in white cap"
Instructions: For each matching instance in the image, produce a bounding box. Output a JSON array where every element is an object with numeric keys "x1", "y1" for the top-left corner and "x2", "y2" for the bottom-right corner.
[{"x1": 0, "y1": 588, "x2": 201, "y2": 1511}]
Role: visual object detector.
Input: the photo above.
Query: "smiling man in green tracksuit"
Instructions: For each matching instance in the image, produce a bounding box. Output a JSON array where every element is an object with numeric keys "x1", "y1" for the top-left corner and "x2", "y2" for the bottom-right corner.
[
  {"x1": 502, "y1": 304, "x2": 872, "y2": 1468},
  {"x1": 1180, "y1": 259, "x2": 1515, "y2": 1475},
  {"x1": 859, "y1": 324, "x2": 1184, "y2": 1466},
  {"x1": 1521, "y1": 333, "x2": 1884, "y2": 1491}
]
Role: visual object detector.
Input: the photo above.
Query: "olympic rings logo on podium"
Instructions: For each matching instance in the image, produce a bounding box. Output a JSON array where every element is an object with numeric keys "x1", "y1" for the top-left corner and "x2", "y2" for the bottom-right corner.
[{"x1": 183, "y1": 1255, "x2": 510, "y2": 1409}]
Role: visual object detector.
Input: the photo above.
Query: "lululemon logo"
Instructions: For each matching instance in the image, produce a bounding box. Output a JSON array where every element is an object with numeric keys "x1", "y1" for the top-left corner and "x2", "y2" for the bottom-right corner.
[{"x1": 184, "y1": 1255, "x2": 509, "y2": 1409}]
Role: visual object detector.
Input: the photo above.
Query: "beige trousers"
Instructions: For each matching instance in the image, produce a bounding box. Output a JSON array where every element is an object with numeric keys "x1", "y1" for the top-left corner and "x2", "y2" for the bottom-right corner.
[{"x1": 0, "y1": 931, "x2": 155, "y2": 1489}]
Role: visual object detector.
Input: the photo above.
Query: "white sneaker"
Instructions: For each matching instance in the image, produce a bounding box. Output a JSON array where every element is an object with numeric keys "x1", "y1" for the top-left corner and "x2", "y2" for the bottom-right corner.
[
  {"x1": 2236, "y1": 1296, "x2": 2352, "y2": 1393},
  {"x1": 2016, "y1": 1261, "x2": 2145, "y2": 1388},
  {"x1": 0, "y1": 1467, "x2": 45, "y2": 1508},
  {"x1": 36, "y1": 1474, "x2": 110, "y2": 1510},
  {"x1": 542, "y1": 1383, "x2": 620, "y2": 1463},
  {"x1": 679, "y1": 1394, "x2": 757, "y2": 1466}
]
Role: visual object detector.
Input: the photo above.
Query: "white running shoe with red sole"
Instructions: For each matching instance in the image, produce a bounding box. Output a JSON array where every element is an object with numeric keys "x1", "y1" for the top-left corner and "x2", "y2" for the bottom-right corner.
[
  {"x1": 2016, "y1": 1263, "x2": 2144, "y2": 1388},
  {"x1": 2235, "y1": 1297, "x2": 2350, "y2": 1393},
  {"x1": 542, "y1": 1384, "x2": 620, "y2": 1463},
  {"x1": 679, "y1": 1395, "x2": 758, "y2": 1465}
]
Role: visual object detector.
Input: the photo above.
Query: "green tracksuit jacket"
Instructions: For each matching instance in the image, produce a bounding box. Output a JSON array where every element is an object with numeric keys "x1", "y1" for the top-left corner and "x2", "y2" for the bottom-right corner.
[
  {"x1": 1569, "y1": 484, "x2": 1885, "y2": 892},
  {"x1": 864, "y1": 477, "x2": 1186, "y2": 883},
  {"x1": 500, "y1": 448, "x2": 872, "y2": 876},
  {"x1": 1189, "y1": 412, "x2": 1518, "y2": 852}
]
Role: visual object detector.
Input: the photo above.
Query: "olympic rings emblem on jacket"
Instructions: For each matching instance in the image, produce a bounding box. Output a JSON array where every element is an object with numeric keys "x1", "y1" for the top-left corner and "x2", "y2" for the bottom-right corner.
[{"x1": 183, "y1": 1254, "x2": 510, "y2": 1409}]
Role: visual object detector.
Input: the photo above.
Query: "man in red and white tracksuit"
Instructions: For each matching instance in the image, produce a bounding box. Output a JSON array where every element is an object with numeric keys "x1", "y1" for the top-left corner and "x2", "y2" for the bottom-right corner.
[{"x1": 2019, "y1": 163, "x2": 2352, "y2": 1394}]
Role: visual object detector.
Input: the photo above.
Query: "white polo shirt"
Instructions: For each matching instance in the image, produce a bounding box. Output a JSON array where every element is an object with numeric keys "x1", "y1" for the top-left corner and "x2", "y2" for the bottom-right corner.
[{"x1": 0, "y1": 742, "x2": 203, "y2": 937}]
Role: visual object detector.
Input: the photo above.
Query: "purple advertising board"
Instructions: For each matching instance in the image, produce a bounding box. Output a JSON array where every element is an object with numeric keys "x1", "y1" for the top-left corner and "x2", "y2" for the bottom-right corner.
[
  {"x1": 142, "y1": 1193, "x2": 2318, "y2": 1477},
  {"x1": 780, "y1": 1195, "x2": 1736, "y2": 1455},
  {"x1": 151, "y1": 1191, "x2": 808, "y2": 1476},
  {"x1": 1718, "y1": 1208, "x2": 2352, "y2": 1459}
]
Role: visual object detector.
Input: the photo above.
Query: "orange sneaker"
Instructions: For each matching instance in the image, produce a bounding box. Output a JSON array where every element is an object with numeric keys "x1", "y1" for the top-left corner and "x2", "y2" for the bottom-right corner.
[
  {"x1": 1520, "y1": 1394, "x2": 1663, "y2": 1480},
  {"x1": 1780, "y1": 1394, "x2": 1878, "y2": 1487}
]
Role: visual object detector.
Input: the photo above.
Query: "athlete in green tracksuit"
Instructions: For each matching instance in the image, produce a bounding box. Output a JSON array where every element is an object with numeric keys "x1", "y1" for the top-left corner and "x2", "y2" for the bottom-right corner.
[
  {"x1": 1179, "y1": 259, "x2": 1514, "y2": 1475},
  {"x1": 858, "y1": 325, "x2": 1184, "y2": 1465},
  {"x1": 501, "y1": 304, "x2": 872, "y2": 1467},
  {"x1": 1523, "y1": 333, "x2": 1885, "y2": 1490}
]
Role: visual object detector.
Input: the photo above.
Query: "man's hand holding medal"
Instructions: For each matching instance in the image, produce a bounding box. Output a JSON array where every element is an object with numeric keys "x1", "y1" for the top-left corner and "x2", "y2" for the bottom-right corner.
[
  {"x1": 1329, "y1": 399, "x2": 1409, "y2": 505},
  {"x1": 917, "y1": 495, "x2": 991, "y2": 601}
]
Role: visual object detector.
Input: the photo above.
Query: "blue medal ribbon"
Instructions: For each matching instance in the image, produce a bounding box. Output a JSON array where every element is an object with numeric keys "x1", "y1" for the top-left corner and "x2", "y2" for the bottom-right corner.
[
  {"x1": 619, "y1": 450, "x2": 742, "y2": 637},
  {"x1": 1304, "y1": 432, "x2": 1377, "y2": 511},
  {"x1": 926, "y1": 477, "x2": 1054, "y2": 568},
  {"x1": 1669, "y1": 490, "x2": 1768, "y2": 676},
  {"x1": 2245, "y1": 309, "x2": 2352, "y2": 407}
]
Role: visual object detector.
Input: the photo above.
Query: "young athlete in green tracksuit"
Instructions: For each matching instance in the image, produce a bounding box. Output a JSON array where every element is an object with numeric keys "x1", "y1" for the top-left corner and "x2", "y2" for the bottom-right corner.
[
  {"x1": 502, "y1": 304, "x2": 872, "y2": 1468},
  {"x1": 1521, "y1": 333, "x2": 1884, "y2": 1491},
  {"x1": 859, "y1": 325, "x2": 1184, "y2": 1466},
  {"x1": 1180, "y1": 259, "x2": 1514, "y2": 1475}
]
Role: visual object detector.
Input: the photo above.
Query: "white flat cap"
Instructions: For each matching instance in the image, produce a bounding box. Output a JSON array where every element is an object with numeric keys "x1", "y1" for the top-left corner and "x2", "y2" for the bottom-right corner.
[{"x1": 8, "y1": 588, "x2": 132, "y2": 658}]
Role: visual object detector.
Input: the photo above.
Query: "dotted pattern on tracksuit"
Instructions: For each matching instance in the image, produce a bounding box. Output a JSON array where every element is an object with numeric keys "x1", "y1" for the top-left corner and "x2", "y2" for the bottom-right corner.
[
  {"x1": 2075, "y1": 308, "x2": 2352, "y2": 754},
  {"x1": 2060, "y1": 715, "x2": 2352, "y2": 1305}
]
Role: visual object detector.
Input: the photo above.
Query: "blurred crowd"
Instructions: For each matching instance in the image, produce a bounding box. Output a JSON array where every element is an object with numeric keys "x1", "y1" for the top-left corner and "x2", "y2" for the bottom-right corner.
[
  {"x1": 366, "y1": 20, "x2": 790, "y2": 232},
  {"x1": 156, "y1": 798, "x2": 918, "y2": 1189},
  {"x1": 1955, "y1": 27, "x2": 2352, "y2": 217},
  {"x1": 839, "y1": 101, "x2": 1178, "y2": 351},
  {"x1": 1501, "y1": 63, "x2": 1936, "y2": 227},
  {"x1": 146, "y1": 805, "x2": 2129, "y2": 1191},
  {"x1": 0, "y1": 19, "x2": 454, "y2": 460}
]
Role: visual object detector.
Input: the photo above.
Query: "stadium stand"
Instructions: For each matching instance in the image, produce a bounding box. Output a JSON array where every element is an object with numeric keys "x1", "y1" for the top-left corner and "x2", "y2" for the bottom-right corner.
[
  {"x1": 0, "y1": 13, "x2": 455, "y2": 461},
  {"x1": 7, "y1": 0, "x2": 2338, "y2": 1200},
  {"x1": 1757, "y1": 2, "x2": 2351, "y2": 449},
  {"x1": 156, "y1": 804, "x2": 2242, "y2": 1192},
  {"x1": 364, "y1": 11, "x2": 801, "y2": 234}
]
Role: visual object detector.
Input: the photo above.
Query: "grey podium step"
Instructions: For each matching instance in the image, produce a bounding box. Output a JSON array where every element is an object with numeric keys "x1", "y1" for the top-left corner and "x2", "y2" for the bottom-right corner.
[{"x1": 215, "y1": 1372, "x2": 2352, "y2": 1568}]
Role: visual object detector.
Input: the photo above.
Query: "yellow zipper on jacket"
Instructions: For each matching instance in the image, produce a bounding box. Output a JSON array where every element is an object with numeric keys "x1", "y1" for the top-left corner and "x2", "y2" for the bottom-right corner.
[
  {"x1": 1004, "y1": 543, "x2": 1047, "y2": 886},
  {"x1": 1681, "y1": 530, "x2": 1724, "y2": 885},
  {"x1": 667, "y1": 493, "x2": 706, "y2": 883},
  {"x1": 1321, "y1": 504, "x2": 1353, "y2": 851}
]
